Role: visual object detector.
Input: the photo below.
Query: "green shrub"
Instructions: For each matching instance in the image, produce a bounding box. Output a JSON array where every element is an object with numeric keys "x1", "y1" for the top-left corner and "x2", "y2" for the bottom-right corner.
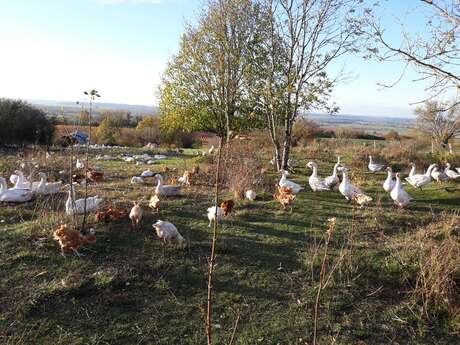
[{"x1": 0, "y1": 99, "x2": 54, "y2": 146}]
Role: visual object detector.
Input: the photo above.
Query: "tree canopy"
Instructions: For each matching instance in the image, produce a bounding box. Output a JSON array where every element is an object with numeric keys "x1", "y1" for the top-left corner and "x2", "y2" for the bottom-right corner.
[
  {"x1": 0, "y1": 99, "x2": 55, "y2": 146},
  {"x1": 159, "y1": 0, "x2": 266, "y2": 137}
]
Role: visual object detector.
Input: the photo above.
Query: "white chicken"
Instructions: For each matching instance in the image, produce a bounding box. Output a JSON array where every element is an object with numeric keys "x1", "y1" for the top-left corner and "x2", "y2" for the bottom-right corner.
[
  {"x1": 153, "y1": 220, "x2": 185, "y2": 245},
  {"x1": 245, "y1": 190, "x2": 257, "y2": 201},
  {"x1": 76, "y1": 159, "x2": 85, "y2": 170},
  {"x1": 207, "y1": 206, "x2": 224, "y2": 227}
]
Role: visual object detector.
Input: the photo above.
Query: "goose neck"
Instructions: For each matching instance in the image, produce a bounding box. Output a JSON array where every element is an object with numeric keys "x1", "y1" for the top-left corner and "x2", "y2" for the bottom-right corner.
[
  {"x1": 332, "y1": 164, "x2": 339, "y2": 177},
  {"x1": 311, "y1": 166, "x2": 318, "y2": 177},
  {"x1": 425, "y1": 164, "x2": 436, "y2": 176}
]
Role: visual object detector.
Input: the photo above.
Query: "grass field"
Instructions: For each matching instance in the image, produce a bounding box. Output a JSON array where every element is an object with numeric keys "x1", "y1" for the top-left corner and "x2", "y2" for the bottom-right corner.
[{"x1": 0, "y1": 144, "x2": 459, "y2": 345}]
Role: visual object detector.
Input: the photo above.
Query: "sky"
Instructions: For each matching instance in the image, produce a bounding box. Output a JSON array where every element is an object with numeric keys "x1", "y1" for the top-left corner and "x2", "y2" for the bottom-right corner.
[{"x1": 0, "y1": 0, "x2": 443, "y2": 117}]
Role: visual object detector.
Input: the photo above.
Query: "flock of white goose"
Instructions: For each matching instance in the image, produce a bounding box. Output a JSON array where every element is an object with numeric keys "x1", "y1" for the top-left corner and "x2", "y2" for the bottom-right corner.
[
  {"x1": 1, "y1": 152, "x2": 459, "y2": 214},
  {"x1": 280, "y1": 155, "x2": 460, "y2": 208},
  {"x1": 0, "y1": 170, "x2": 62, "y2": 203}
]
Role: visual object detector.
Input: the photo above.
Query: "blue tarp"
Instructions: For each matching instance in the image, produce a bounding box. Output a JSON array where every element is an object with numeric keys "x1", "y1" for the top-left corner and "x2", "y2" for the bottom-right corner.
[{"x1": 70, "y1": 130, "x2": 88, "y2": 144}]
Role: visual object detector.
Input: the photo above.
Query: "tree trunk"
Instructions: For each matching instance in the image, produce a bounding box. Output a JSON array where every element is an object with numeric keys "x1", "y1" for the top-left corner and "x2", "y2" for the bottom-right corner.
[{"x1": 281, "y1": 117, "x2": 293, "y2": 170}]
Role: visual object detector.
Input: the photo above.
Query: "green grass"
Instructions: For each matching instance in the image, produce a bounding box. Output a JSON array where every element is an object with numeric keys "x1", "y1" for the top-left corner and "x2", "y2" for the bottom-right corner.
[{"x1": 0, "y1": 147, "x2": 459, "y2": 344}]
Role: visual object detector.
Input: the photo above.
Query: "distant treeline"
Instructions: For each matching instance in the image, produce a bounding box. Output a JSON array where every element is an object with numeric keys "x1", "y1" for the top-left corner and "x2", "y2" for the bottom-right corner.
[{"x1": 48, "y1": 110, "x2": 155, "y2": 128}]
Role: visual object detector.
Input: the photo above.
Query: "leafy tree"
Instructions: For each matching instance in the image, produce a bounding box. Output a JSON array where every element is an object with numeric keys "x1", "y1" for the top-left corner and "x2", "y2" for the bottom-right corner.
[
  {"x1": 158, "y1": 0, "x2": 265, "y2": 138},
  {"x1": 256, "y1": 0, "x2": 366, "y2": 170},
  {"x1": 95, "y1": 116, "x2": 120, "y2": 145},
  {"x1": 415, "y1": 100, "x2": 460, "y2": 149},
  {"x1": 136, "y1": 116, "x2": 161, "y2": 144},
  {"x1": 0, "y1": 98, "x2": 54, "y2": 146}
]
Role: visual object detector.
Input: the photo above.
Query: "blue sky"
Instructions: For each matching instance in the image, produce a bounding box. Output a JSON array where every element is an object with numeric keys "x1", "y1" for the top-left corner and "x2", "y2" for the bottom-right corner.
[{"x1": 0, "y1": 0, "x2": 440, "y2": 117}]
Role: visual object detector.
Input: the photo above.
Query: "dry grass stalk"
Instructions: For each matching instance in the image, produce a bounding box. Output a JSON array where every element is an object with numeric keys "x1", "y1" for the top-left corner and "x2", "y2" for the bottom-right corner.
[
  {"x1": 206, "y1": 137, "x2": 223, "y2": 345},
  {"x1": 313, "y1": 218, "x2": 336, "y2": 345}
]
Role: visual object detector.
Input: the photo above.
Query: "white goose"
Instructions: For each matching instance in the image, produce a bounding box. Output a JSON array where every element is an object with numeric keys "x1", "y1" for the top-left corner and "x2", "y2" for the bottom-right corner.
[
  {"x1": 9, "y1": 173, "x2": 19, "y2": 186},
  {"x1": 324, "y1": 162, "x2": 341, "y2": 190},
  {"x1": 383, "y1": 167, "x2": 396, "y2": 192},
  {"x1": 11, "y1": 170, "x2": 32, "y2": 190},
  {"x1": 368, "y1": 156, "x2": 385, "y2": 173},
  {"x1": 405, "y1": 163, "x2": 436, "y2": 189},
  {"x1": 306, "y1": 162, "x2": 329, "y2": 192},
  {"x1": 431, "y1": 166, "x2": 449, "y2": 183},
  {"x1": 65, "y1": 189, "x2": 103, "y2": 215},
  {"x1": 0, "y1": 177, "x2": 33, "y2": 202},
  {"x1": 338, "y1": 167, "x2": 371, "y2": 204},
  {"x1": 278, "y1": 170, "x2": 303, "y2": 194},
  {"x1": 207, "y1": 206, "x2": 224, "y2": 227},
  {"x1": 154, "y1": 174, "x2": 181, "y2": 196},
  {"x1": 33, "y1": 173, "x2": 62, "y2": 195},
  {"x1": 390, "y1": 173, "x2": 413, "y2": 208},
  {"x1": 141, "y1": 169, "x2": 155, "y2": 178},
  {"x1": 131, "y1": 176, "x2": 144, "y2": 184},
  {"x1": 445, "y1": 163, "x2": 460, "y2": 179}
]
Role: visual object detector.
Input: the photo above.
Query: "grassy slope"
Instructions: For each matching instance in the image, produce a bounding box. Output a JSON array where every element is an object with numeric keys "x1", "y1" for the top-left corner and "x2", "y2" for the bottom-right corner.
[{"x1": 0, "y1": 147, "x2": 459, "y2": 345}]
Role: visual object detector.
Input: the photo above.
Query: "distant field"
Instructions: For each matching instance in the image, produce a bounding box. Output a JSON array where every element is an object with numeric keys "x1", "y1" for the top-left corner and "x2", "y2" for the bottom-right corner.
[{"x1": 307, "y1": 114, "x2": 416, "y2": 134}]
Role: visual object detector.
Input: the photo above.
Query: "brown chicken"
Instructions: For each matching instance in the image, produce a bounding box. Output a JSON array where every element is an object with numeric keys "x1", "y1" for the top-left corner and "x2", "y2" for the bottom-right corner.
[
  {"x1": 274, "y1": 186, "x2": 296, "y2": 209},
  {"x1": 163, "y1": 166, "x2": 178, "y2": 173},
  {"x1": 220, "y1": 200, "x2": 235, "y2": 216},
  {"x1": 191, "y1": 165, "x2": 200, "y2": 175},
  {"x1": 86, "y1": 168, "x2": 104, "y2": 182},
  {"x1": 129, "y1": 202, "x2": 143, "y2": 230},
  {"x1": 72, "y1": 174, "x2": 86, "y2": 184},
  {"x1": 167, "y1": 177, "x2": 178, "y2": 185},
  {"x1": 53, "y1": 225, "x2": 96, "y2": 257},
  {"x1": 95, "y1": 207, "x2": 129, "y2": 223}
]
